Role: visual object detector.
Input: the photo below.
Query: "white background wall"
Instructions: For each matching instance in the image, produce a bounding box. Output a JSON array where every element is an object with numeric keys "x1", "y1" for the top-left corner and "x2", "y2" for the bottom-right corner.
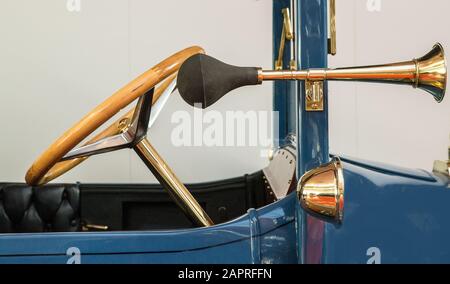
[
  {"x1": 329, "y1": 0, "x2": 449, "y2": 171},
  {"x1": 0, "y1": 0, "x2": 448, "y2": 184}
]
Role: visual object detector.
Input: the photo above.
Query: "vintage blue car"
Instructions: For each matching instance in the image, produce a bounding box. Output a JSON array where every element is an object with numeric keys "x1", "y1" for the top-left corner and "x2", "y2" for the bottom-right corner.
[{"x1": 0, "y1": 0, "x2": 448, "y2": 264}]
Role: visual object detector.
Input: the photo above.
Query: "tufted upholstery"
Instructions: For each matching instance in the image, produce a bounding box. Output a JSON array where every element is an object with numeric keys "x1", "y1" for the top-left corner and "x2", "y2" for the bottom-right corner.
[{"x1": 0, "y1": 183, "x2": 80, "y2": 233}]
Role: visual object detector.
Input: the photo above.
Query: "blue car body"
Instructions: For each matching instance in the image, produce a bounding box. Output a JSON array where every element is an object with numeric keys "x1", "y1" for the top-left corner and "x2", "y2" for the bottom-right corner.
[
  {"x1": 0, "y1": 0, "x2": 447, "y2": 264},
  {"x1": 0, "y1": 157, "x2": 448, "y2": 264}
]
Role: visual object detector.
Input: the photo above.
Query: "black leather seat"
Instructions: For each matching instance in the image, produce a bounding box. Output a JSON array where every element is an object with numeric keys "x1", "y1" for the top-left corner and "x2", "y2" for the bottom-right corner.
[
  {"x1": 0, "y1": 171, "x2": 269, "y2": 233},
  {"x1": 0, "y1": 183, "x2": 80, "y2": 233}
]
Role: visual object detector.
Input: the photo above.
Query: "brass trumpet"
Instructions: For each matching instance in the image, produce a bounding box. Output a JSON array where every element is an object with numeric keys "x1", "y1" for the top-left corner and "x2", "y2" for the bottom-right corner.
[{"x1": 177, "y1": 43, "x2": 447, "y2": 108}]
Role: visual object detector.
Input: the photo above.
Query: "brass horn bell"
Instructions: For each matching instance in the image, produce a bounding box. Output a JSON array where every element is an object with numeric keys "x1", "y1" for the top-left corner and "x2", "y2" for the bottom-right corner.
[
  {"x1": 259, "y1": 43, "x2": 447, "y2": 103},
  {"x1": 414, "y1": 43, "x2": 447, "y2": 102},
  {"x1": 297, "y1": 158, "x2": 345, "y2": 224}
]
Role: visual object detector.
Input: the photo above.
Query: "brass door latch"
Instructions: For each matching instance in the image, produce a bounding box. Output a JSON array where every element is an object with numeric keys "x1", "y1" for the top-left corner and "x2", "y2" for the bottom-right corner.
[
  {"x1": 275, "y1": 8, "x2": 296, "y2": 71},
  {"x1": 305, "y1": 80, "x2": 324, "y2": 111}
]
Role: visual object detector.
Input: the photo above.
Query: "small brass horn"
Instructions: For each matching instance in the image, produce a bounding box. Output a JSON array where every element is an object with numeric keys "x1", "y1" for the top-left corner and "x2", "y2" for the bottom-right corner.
[{"x1": 297, "y1": 158, "x2": 345, "y2": 224}]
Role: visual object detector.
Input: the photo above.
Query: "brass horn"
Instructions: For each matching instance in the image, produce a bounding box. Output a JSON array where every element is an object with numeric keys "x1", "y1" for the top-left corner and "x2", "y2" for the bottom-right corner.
[
  {"x1": 259, "y1": 43, "x2": 447, "y2": 103},
  {"x1": 177, "y1": 43, "x2": 447, "y2": 109}
]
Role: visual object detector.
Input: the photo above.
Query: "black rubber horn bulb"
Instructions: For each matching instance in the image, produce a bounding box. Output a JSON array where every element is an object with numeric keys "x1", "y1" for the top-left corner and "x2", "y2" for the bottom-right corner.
[{"x1": 177, "y1": 54, "x2": 260, "y2": 108}]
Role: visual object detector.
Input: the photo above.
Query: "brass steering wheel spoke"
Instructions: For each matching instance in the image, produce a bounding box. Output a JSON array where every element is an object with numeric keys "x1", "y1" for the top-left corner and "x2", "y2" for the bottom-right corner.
[{"x1": 134, "y1": 138, "x2": 214, "y2": 227}]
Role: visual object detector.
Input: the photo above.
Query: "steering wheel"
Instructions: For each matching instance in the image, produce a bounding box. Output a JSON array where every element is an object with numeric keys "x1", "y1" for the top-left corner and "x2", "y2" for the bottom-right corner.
[{"x1": 25, "y1": 46, "x2": 213, "y2": 227}]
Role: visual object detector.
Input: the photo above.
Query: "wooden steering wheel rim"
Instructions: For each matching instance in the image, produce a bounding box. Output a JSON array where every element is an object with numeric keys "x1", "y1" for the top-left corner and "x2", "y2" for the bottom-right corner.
[
  {"x1": 30, "y1": 75, "x2": 176, "y2": 186},
  {"x1": 25, "y1": 46, "x2": 205, "y2": 186}
]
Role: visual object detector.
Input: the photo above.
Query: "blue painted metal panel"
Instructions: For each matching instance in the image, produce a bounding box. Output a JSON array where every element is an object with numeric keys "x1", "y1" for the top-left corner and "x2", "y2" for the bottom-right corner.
[
  {"x1": 296, "y1": 0, "x2": 329, "y2": 174},
  {"x1": 273, "y1": 0, "x2": 330, "y2": 264},
  {"x1": 296, "y1": 0, "x2": 329, "y2": 264},
  {"x1": 337, "y1": 155, "x2": 437, "y2": 182},
  {"x1": 0, "y1": 193, "x2": 298, "y2": 264},
  {"x1": 323, "y1": 160, "x2": 450, "y2": 264}
]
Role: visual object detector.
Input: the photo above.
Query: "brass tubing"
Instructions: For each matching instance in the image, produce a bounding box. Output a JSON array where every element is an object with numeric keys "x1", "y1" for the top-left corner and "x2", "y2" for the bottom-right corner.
[
  {"x1": 260, "y1": 61, "x2": 417, "y2": 83},
  {"x1": 134, "y1": 138, "x2": 214, "y2": 227},
  {"x1": 258, "y1": 69, "x2": 307, "y2": 81},
  {"x1": 323, "y1": 61, "x2": 417, "y2": 83}
]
